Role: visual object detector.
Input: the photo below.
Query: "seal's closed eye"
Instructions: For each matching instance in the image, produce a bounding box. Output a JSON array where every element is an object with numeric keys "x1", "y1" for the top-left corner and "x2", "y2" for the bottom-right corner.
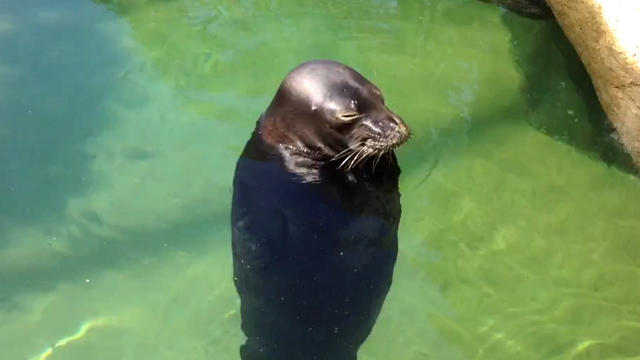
[{"x1": 336, "y1": 111, "x2": 363, "y2": 122}]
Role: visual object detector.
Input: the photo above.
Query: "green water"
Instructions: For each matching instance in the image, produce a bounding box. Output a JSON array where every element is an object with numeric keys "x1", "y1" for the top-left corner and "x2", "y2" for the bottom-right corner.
[{"x1": 1, "y1": 0, "x2": 639, "y2": 359}]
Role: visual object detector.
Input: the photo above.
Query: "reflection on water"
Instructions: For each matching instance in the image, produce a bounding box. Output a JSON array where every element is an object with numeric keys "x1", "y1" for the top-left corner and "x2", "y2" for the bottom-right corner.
[{"x1": 0, "y1": 0, "x2": 639, "y2": 359}]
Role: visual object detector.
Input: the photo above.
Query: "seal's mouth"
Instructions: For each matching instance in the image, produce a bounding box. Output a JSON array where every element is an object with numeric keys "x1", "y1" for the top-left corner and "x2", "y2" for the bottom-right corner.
[{"x1": 332, "y1": 122, "x2": 410, "y2": 171}]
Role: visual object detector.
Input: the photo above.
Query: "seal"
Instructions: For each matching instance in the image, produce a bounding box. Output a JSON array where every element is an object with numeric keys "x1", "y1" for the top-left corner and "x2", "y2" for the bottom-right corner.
[{"x1": 231, "y1": 60, "x2": 410, "y2": 360}]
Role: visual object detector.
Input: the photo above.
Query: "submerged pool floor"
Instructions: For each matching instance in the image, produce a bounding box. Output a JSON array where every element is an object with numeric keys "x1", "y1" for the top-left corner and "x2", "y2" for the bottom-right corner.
[{"x1": 0, "y1": 0, "x2": 639, "y2": 359}]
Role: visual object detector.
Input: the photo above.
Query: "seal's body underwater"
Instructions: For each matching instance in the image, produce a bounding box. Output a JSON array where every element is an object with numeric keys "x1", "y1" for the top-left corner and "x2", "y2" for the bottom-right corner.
[{"x1": 231, "y1": 60, "x2": 410, "y2": 360}]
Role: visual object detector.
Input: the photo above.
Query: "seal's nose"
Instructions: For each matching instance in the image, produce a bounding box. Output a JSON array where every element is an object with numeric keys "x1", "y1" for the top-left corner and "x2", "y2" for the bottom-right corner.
[
  {"x1": 359, "y1": 108, "x2": 410, "y2": 149},
  {"x1": 387, "y1": 112, "x2": 411, "y2": 146},
  {"x1": 365, "y1": 112, "x2": 409, "y2": 146}
]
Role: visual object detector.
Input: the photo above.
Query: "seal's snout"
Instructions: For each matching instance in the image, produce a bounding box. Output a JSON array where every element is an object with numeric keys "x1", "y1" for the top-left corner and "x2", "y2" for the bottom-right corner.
[
  {"x1": 388, "y1": 113, "x2": 411, "y2": 147},
  {"x1": 360, "y1": 111, "x2": 410, "y2": 151}
]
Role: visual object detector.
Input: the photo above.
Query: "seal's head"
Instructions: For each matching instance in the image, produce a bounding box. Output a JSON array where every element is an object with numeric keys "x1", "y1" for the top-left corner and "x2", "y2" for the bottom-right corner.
[{"x1": 259, "y1": 60, "x2": 410, "y2": 178}]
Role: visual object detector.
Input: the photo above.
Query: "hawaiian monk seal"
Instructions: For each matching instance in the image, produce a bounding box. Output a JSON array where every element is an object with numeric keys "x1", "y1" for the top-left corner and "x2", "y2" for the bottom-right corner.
[{"x1": 231, "y1": 60, "x2": 410, "y2": 360}]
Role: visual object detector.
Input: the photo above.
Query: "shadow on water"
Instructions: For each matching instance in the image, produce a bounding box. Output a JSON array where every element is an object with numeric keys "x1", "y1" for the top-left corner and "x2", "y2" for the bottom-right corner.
[
  {"x1": 0, "y1": 209, "x2": 227, "y2": 304},
  {"x1": 398, "y1": 9, "x2": 637, "y2": 177},
  {"x1": 0, "y1": 0, "x2": 235, "y2": 304},
  {"x1": 0, "y1": 0, "x2": 125, "y2": 240},
  {"x1": 501, "y1": 13, "x2": 637, "y2": 174}
]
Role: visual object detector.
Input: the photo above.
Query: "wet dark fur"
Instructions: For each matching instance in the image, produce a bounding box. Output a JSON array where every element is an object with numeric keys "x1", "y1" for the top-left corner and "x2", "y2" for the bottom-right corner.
[{"x1": 231, "y1": 60, "x2": 410, "y2": 360}]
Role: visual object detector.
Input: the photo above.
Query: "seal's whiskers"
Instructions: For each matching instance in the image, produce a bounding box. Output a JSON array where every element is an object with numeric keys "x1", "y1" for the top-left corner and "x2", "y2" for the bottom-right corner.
[
  {"x1": 332, "y1": 145, "x2": 356, "y2": 160},
  {"x1": 339, "y1": 149, "x2": 360, "y2": 169},
  {"x1": 373, "y1": 151, "x2": 384, "y2": 172},
  {"x1": 347, "y1": 147, "x2": 365, "y2": 170}
]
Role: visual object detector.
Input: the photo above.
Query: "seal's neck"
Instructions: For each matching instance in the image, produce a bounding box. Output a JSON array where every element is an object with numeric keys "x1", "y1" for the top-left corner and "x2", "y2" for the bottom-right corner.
[
  {"x1": 258, "y1": 104, "x2": 345, "y2": 158},
  {"x1": 243, "y1": 119, "x2": 324, "y2": 183},
  {"x1": 277, "y1": 144, "x2": 326, "y2": 183}
]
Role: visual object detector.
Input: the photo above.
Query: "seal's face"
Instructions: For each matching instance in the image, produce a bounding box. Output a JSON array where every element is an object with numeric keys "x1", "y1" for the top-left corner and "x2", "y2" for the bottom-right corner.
[{"x1": 260, "y1": 60, "x2": 410, "y2": 172}]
